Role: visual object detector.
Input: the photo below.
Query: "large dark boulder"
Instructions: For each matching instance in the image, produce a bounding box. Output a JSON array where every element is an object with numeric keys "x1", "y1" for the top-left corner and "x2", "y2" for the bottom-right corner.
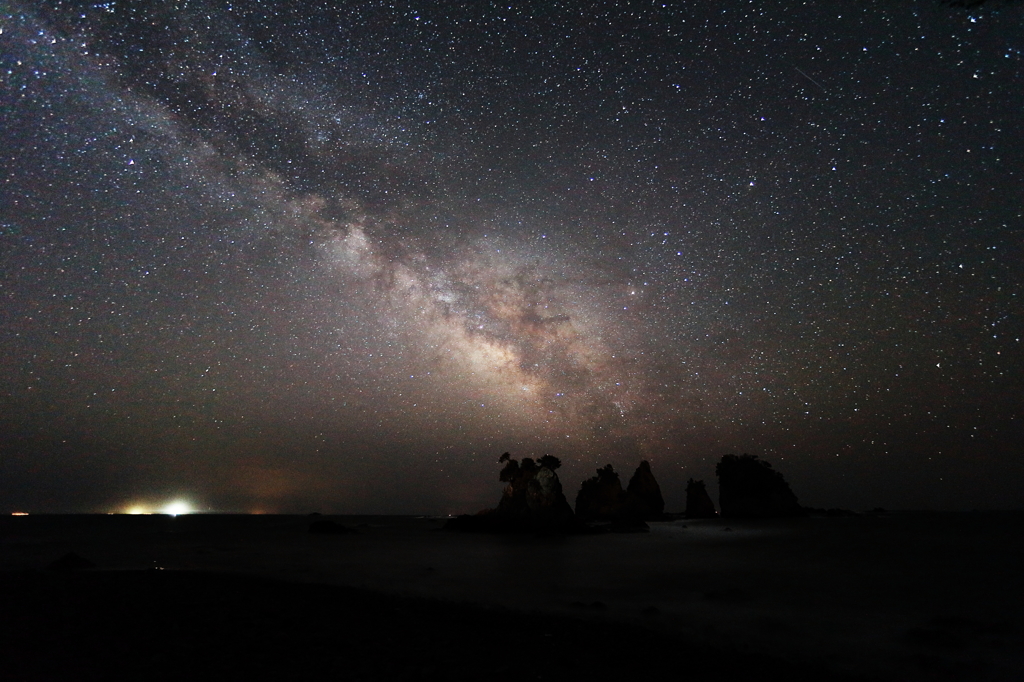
[
  {"x1": 626, "y1": 460, "x2": 665, "y2": 520},
  {"x1": 715, "y1": 454, "x2": 803, "y2": 518},
  {"x1": 684, "y1": 479, "x2": 717, "y2": 518}
]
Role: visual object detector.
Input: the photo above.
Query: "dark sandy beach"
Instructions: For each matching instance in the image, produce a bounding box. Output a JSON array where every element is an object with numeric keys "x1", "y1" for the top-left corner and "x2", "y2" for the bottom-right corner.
[
  {"x1": 1, "y1": 568, "x2": 858, "y2": 682},
  {"x1": 2, "y1": 512, "x2": 1022, "y2": 681}
]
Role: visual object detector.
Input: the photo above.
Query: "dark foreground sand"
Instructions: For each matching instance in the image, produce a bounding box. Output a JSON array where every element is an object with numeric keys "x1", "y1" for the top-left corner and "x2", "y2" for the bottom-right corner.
[
  {"x1": 2, "y1": 512, "x2": 1022, "y2": 681},
  {"x1": 1, "y1": 569, "x2": 849, "y2": 681}
]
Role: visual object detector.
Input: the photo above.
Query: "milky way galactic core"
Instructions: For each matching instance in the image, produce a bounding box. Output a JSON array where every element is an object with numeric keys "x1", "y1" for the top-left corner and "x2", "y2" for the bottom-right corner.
[{"x1": 1, "y1": 1, "x2": 1021, "y2": 512}]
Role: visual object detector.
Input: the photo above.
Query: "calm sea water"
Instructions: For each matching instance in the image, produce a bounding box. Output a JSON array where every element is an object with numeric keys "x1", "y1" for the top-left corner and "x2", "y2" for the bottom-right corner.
[{"x1": 3, "y1": 511, "x2": 1023, "y2": 680}]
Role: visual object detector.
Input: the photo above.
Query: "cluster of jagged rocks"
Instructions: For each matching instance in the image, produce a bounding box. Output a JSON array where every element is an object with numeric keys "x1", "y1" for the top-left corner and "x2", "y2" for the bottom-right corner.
[
  {"x1": 446, "y1": 451, "x2": 806, "y2": 534},
  {"x1": 444, "y1": 455, "x2": 665, "y2": 533}
]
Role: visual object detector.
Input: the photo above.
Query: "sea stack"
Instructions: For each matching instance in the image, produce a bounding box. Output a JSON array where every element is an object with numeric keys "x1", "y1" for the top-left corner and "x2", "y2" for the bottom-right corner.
[
  {"x1": 446, "y1": 453, "x2": 576, "y2": 532},
  {"x1": 574, "y1": 464, "x2": 626, "y2": 522},
  {"x1": 497, "y1": 453, "x2": 576, "y2": 528},
  {"x1": 626, "y1": 460, "x2": 665, "y2": 520},
  {"x1": 715, "y1": 454, "x2": 802, "y2": 518},
  {"x1": 684, "y1": 479, "x2": 717, "y2": 518},
  {"x1": 575, "y1": 460, "x2": 665, "y2": 523}
]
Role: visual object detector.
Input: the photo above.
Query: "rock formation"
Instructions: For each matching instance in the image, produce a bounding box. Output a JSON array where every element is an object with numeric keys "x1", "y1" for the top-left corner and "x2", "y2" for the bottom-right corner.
[
  {"x1": 48, "y1": 552, "x2": 95, "y2": 571},
  {"x1": 575, "y1": 460, "x2": 665, "y2": 523},
  {"x1": 448, "y1": 455, "x2": 667, "y2": 532},
  {"x1": 715, "y1": 454, "x2": 803, "y2": 518},
  {"x1": 496, "y1": 453, "x2": 576, "y2": 527},
  {"x1": 684, "y1": 479, "x2": 717, "y2": 518},
  {"x1": 626, "y1": 460, "x2": 665, "y2": 519},
  {"x1": 574, "y1": 464, "x2": 626, "y2": 522},
  {"x1": 446, "y1": 453, "x2": 576, "y2": 532}
]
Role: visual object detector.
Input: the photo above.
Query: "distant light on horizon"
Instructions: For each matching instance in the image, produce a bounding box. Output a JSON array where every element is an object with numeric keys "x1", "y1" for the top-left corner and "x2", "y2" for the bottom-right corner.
[
  {"x1": 163, "y1": 500, "x2": 194, "y2": 516},
  {"x1": 122, "y1": 500, "x2": 197, "y2": 515}
]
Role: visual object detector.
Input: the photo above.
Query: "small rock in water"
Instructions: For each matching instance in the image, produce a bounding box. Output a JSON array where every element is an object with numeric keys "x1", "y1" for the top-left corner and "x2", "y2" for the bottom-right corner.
[{"x1": 48, "y1": 552, "x2": 95, "y2": 571}]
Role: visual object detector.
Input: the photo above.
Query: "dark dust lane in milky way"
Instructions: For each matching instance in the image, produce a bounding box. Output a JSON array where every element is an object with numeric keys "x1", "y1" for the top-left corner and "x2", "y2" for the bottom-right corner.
[{"x1": 1, "y1": 1, "x2": 1022, "y2": 514}]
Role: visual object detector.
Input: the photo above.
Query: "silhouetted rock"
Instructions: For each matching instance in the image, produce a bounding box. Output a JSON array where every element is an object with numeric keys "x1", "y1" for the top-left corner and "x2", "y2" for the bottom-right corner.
[
  {"x1": 715, "y1": 454, "x2": 803, "y2": 518},
  {"x1": 309, "y1": 519, "x2": 357, "y2": 535},
  {"x1": 575, "y1": 461, "x2": 667, "y2": 522},
  {"x1": 449, "y1": 455, "x2": 665, "y2": 532},
  {"x1": 574, "y1": 464, "x2": 627, "y2": 522},
  {"x1": 49, "y1": 552, "x2": 95, "y2": 571},
  {"x1": 626, "y1": 460, "x2": 665, "y2": 520},
  {"x1": 498, "y1": 453, "x2": 576, "y2": 528},
  {"x1": 446, "y1": 453, "x2": 577, "y2": 532},
  {"x1": 685, "y1": 479, "x2": 717, "y2": 518}
]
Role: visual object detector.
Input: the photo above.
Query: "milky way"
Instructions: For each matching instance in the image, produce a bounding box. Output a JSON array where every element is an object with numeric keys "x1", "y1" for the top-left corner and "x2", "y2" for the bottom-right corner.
[{"x1": 1, "y1": 1, "x2": 1021, "y2": 513}]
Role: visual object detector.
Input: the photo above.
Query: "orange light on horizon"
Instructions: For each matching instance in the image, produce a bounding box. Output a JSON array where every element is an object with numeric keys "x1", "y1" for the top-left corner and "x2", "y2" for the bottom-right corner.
[{"x1": 11, "y1": 512, "x2": 29, "y2": 516}]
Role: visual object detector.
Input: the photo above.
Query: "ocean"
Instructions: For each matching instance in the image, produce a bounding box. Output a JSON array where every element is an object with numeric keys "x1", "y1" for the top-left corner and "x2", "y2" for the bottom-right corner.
[{"x1": 2, "y1": 511, "x2": 1022, "y2": 680}]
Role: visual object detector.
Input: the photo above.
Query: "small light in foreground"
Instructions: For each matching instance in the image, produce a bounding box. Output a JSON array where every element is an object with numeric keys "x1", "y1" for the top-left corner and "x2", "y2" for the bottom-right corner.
[
  {"x1": 163, "y1": 500, "x2": 193, "y2": 516},
  {"x1": 11, "y1": 512, "x2": 29, "y2": 516}
]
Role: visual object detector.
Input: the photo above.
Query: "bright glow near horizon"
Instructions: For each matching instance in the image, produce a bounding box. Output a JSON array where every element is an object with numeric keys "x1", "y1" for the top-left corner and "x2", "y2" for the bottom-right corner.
[
  {"x1": 162, "y1": 500, "x2": 193, "y2": 516},
  {"x1": 123, "y1": 500, "x2": 196, "y2": 515}
]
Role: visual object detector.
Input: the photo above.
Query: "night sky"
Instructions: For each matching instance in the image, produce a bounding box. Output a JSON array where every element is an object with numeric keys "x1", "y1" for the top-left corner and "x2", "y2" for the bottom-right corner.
[{"x1": 2, "y1": 0, "x2": 1021, "y2": 514}]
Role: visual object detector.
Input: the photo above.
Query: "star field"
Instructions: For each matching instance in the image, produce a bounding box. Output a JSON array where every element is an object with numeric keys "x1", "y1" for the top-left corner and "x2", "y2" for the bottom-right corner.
[{"x1": 1, "y1": 0, "x2": 1021, "y2": 513}]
